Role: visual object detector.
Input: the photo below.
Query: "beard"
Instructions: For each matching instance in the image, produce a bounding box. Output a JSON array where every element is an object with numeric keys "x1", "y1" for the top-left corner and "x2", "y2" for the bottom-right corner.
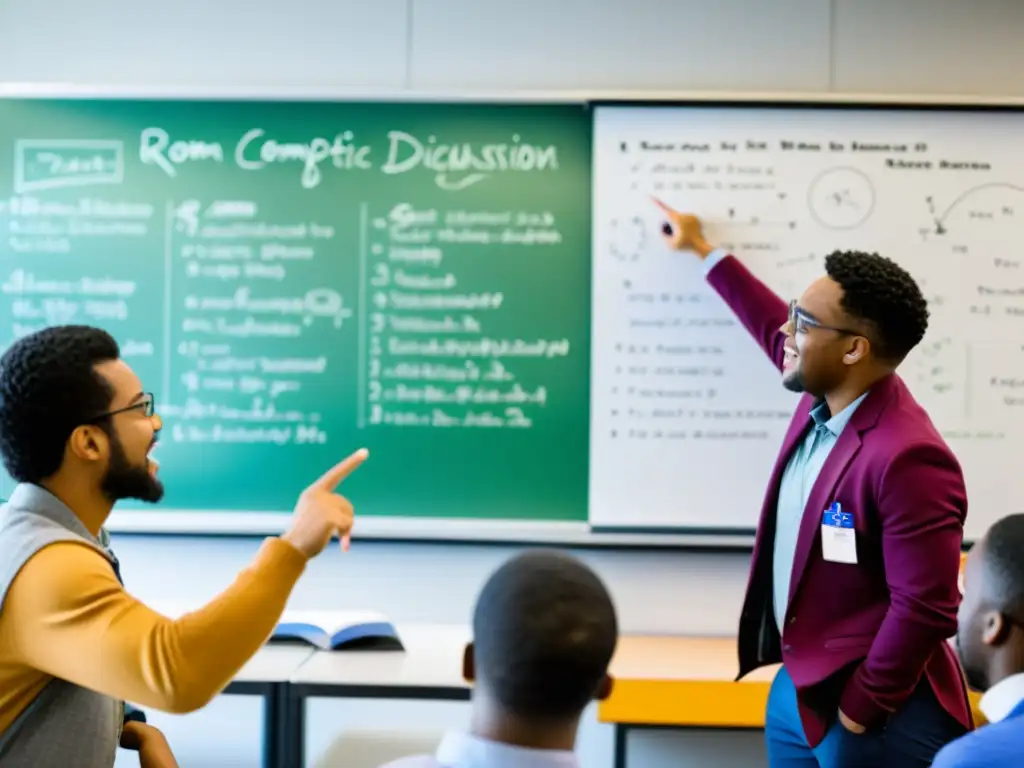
[
  {"x1": 101, "y1": 432, "x2": 164, "y2": 503},
  {"x1": 782, "y1": 369, "x2": 806, "y2": 393}
]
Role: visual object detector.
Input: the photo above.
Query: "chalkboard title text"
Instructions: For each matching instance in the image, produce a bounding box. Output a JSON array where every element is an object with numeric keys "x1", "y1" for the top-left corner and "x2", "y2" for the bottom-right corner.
[{"x1": 139, "y1": 127, "x2": 559, "y2": 191}]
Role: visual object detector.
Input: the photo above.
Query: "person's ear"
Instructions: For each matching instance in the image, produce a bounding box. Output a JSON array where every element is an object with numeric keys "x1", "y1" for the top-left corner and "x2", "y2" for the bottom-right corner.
[
  {"x1": 981, "y1": 610, "x2": 1011, "y2": 647},
  {"x1": 594, "y1": 674, "x2": 614, "y2": 701},
  {"x1": 462, "y1": 642, "x2": 475, "y2": 683},
  {"x1": 67, "y1": 425, "x2": 107, "y2": 463},
  {"x1": 842, "y1": 336, "x2": 870, "y2": 366}
]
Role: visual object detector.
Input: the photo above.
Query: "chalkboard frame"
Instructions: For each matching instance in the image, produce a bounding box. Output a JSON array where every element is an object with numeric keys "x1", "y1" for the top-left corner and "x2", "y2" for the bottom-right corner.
[
  {"x1": 0, "y1": 87, "x2": 610, "y2": 543},
  {"x1": 2, "y1": 85, "x2": 1020, "y2": 548}
]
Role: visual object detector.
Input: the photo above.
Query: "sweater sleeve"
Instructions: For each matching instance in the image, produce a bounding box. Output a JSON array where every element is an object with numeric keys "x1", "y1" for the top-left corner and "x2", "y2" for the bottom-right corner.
[{"x1": 1, "y1": 537, "x2": 307, "y2": 713}]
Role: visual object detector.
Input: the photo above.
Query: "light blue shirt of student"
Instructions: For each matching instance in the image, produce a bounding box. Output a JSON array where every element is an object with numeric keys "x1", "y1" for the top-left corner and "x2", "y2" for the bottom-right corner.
[{"x1": 380, "y1": 731, "x2": 580, "y2": 768}]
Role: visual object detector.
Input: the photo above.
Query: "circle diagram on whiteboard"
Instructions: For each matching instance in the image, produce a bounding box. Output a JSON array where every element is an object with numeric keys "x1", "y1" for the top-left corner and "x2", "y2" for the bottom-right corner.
[
  {"x1": 808, "y1": 167, "x2": 876, "y2": 230},
  {"x1": 608, "y1": 216, "x2": 647, "y2": 262}
]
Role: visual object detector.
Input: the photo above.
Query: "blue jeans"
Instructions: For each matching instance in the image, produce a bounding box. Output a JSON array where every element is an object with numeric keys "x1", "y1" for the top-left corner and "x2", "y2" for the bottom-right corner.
[{"x1": 765, "y1": 666, "x2": 966, "y2": 767}]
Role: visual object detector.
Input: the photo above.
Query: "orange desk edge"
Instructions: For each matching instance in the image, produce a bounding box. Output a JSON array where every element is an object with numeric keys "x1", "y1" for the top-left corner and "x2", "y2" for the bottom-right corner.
[{"x1": 598, "y1": 635, "x2": 984, "y2": 729}]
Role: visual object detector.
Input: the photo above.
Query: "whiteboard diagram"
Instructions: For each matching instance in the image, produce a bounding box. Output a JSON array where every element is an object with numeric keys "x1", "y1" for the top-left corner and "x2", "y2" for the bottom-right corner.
[
  {"x1": 807, "y1": 166, "x2": 876, "y2": 230},
  {"x1": 926, "y1": 182, "x2": 1024, "y2": 235},
  {"x1": 607, "y1": 215, "x2": 647, "y2": 262},
  {"x1": 590, "y1": 104, "x2": 1024, "y2": 540}
]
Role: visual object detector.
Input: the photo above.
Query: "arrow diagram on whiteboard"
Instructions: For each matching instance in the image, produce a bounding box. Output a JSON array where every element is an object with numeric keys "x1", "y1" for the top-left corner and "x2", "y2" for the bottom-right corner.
[{"x1": 932, "y1": 182, "x2": 1024, "y2": 234}]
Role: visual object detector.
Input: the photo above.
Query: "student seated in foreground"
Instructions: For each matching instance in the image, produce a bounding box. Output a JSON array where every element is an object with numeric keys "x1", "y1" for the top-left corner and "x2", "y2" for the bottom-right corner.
[
  {"x1": 383, "y1": 549, "x2": 619, "y2": 767},
  {"x1": 933, "y1": 513, "x2": 1024, "y2": 766}
]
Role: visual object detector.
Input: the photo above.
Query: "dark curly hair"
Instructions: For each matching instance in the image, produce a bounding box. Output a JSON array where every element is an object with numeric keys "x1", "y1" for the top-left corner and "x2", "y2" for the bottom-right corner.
[
  {"x1": 824, "y1": 250, "x2": 929, "y2": 362},
  {"x1": 0, "y1": 325, "x2": 120, "y2": 484},
  {"x1": 472, "y1": 549, "x2": 617, "y2": 720}
]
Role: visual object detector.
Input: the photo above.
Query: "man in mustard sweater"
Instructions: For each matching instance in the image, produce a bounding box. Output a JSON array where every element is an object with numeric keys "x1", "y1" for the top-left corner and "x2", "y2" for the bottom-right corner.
[{"x1": 0, "y1": 324, "x2": 368, "y2": 766}]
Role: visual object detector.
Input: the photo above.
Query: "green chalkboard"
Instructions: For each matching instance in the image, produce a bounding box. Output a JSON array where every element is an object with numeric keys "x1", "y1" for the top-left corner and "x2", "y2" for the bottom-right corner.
[{"x1": 0, "y1": 98, "x2": 592, "y2": 524}]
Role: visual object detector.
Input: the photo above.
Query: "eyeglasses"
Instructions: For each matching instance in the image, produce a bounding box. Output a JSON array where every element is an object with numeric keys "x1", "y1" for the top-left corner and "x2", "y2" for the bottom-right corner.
[
  {"x1": 90, "y1": 392, "x2": 156, "y2": 422},
  {"x1": 787, "y1": 300, "x2": 860, "y2": 336}
]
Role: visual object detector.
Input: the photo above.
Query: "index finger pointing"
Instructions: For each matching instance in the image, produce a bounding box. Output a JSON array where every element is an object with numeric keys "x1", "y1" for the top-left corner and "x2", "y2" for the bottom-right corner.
[
  {"x1": 311, "y1": 448, "x2": 369, "y2": 491},
  {"x1": 650, "y1": 195, "x2": 674, "y2": 215}
]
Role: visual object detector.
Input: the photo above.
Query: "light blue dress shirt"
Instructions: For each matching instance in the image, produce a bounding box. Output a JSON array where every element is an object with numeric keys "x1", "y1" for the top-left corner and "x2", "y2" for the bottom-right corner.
[
  {"x1": 380, "y1": 731, "x2": 581, "y2": 768},
  {"x1": 702, "y1": 248, "x2": 867, "y2": 632},
  {"x1": 770, "y1": 395, "x2": 866, "y2": 631}
]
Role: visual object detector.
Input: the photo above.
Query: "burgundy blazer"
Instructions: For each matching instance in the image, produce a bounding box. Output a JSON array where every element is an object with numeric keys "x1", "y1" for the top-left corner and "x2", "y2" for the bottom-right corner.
[{"x1": 707, "y1": 254, "x2": 972, "y2": 747}]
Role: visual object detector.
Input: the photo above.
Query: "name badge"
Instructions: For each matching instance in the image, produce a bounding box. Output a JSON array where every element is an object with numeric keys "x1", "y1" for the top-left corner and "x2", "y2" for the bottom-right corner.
[{"x1": 822, "y1": 502, "x2": 857, "y2": 564}]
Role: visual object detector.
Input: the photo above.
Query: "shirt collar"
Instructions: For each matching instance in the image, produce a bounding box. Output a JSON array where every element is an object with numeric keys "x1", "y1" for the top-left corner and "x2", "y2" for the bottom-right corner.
[
  {"x1": 809, "y1": 391, "x2": 869, "y2": 437},
  {"x1": 980, "y1": 672, "x2": 1024, "y2": 723},
  {"x1": 435, "y1": 731, "x2": 579, "y2": 768},
  {"x1": 8, "y1": 482, "x2": 102, "y2": 545}
]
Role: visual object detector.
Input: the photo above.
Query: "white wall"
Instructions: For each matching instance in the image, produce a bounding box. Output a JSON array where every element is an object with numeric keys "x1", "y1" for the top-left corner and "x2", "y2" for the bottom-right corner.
[{"x1": 1, "y1": 0, "x2": 1021, "y2": 765}]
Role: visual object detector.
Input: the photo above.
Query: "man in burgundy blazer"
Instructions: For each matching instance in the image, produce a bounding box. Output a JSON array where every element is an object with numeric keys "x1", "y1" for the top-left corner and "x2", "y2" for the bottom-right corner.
[{"x1": 656, "y1": 201, "x2": 972, "y2": 766}]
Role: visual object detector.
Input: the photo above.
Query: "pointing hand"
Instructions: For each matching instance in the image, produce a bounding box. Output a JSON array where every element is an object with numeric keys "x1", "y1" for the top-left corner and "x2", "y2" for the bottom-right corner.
[
  {"x1": 651, "y1": 197, "x2": 714, "y2": 259},
  {"x1": 281, "y1": 448, "x2": 368, "y2": 558}
]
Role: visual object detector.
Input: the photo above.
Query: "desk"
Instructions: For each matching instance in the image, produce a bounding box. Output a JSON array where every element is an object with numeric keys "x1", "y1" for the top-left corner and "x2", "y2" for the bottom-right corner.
[
  {"x1": 598, "y1": 636, "x2": 985, "y2": 768},
  {"x1": 282, "y1": 624, "x2": 472, "y2": 766},
  {"x1": 223, "y1": 645, "x2": 316, "y2": 768}
]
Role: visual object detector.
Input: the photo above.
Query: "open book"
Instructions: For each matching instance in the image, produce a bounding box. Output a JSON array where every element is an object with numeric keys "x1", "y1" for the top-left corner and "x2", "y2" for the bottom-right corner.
[{"x1": 270, "y1": 611, "x2": 404, "y2": 651}]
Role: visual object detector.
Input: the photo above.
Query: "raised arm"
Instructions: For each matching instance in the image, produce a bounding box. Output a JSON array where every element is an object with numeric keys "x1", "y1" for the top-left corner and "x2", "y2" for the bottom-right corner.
[
  {"x1": 1, "y1": 538, "x2": 306, "y2": 714},
  {"x1": 653, "y1": 198, "x2": 790, "y2": 369},
  {"x1": 0, "y1": 447, "x2": 367, "y2": 718},
  {"x1": 704, "y1": 251, "x2": 790, "y2": 369}
]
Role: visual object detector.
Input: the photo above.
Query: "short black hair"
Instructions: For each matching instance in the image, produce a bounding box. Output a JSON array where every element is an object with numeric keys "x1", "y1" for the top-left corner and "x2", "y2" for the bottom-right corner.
[
  {"x1": 824, "y1": 250, "x2": 929, "y2": 362},
  {"x1": 981, "y1": 513, "x2": 1024, "y2": 624},
  {"x1": 471, "y1": 549, "x2": 618, "y2": 720},
  {"x1": 0, "y1": 325, "x2": 120, "y2": 483}
]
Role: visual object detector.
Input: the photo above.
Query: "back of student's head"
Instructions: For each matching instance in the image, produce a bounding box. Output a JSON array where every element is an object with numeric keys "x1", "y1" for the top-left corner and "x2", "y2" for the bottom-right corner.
[{"x1": 470, "y1": 549, "x2": 618, "y2": 721}]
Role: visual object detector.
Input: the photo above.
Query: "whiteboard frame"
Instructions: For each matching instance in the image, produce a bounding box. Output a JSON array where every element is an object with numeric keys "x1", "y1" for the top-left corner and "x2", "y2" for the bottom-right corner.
[
  {"x1": 585, "y1": 93, "x2": 1024, "y2": 546},
  {"x1": 3, "y1": 84, "x2": 1015, "y2": 547}
]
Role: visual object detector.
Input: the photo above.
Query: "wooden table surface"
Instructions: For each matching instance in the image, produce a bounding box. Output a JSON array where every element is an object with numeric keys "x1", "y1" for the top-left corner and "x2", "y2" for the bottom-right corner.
[{"x1": 599, "y1": 635, "x2": 984, "y2": 728}]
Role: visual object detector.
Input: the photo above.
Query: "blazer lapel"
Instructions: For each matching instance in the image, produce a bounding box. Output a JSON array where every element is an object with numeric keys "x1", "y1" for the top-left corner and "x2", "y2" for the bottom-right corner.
[
  {"x1": 776, "y1": 396, "x2": 815, "y2": 469},
  {"x1": 785, "y1": 375, "x2": 899, "y2": 607},
  {"x1": 787, "y1": 427, "x2": 863, "y2": 606},
  {"x1": 757, "y1": 395, "x2": 815, "y2": 538}
]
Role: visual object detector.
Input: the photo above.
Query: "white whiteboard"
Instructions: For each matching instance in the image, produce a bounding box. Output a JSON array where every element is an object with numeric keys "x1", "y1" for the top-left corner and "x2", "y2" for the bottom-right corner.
[{"x1": 589, "y1": 103, "x2": 1024, "y2": 540}]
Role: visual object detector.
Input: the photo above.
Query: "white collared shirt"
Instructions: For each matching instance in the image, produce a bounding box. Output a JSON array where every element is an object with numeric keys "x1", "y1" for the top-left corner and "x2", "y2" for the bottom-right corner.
[
  {"x1": 379, "y1": 731, "x2": 580, "y2": 768},
  {"x1": 980, "y1": 672, "x2": 1024, "y2": 723}
]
